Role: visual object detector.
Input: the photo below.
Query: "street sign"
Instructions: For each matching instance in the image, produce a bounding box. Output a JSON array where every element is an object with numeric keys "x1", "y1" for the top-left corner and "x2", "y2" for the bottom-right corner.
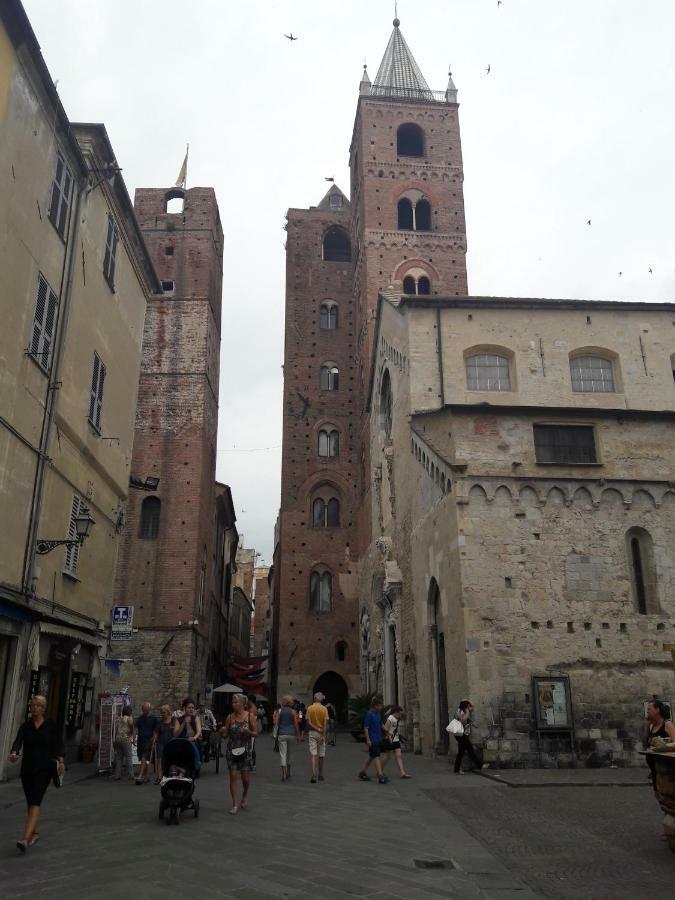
[{"x1": 111, "y1": 605, "x2": 134, "y2": 641}]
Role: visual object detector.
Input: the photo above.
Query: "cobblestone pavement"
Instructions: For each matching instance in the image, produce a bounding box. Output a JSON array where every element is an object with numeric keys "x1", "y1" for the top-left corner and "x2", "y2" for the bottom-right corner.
[
  {"x1": 431, "y1": 769, "x2": 673, "y2": 900},
  {"x1": 0, "y1": 736, "x2": 670, "y2": 899}
]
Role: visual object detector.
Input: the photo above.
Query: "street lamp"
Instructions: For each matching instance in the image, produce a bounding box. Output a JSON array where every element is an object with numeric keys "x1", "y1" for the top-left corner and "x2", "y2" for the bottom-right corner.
[
  {"x1": 129, "y1": 475, "x2": 160, "y2": 491},
  {"x1": 36, "y1": 506, "x2": 96, "y2": 555}
]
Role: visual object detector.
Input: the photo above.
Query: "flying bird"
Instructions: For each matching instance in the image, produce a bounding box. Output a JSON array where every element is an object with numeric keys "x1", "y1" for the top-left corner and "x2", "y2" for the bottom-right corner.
[
  {"x1": 486, "y1": 64, "x2": 491, "y2": 75},
  {"x1": 587, "y1": 219, "x2": 591, "y2": 226},
  {"x1": 618, "y1": 271, "x2": 623, "y2": 277},
  {"x1": 284, "y1": 33, "x2": 298, "y2": 41},
  {"x1": 498, "y1": 1, "x2": 502, "y2": 6},
  {"x1": 648, "y1": 267, "x2": 653, "y2": 274}
]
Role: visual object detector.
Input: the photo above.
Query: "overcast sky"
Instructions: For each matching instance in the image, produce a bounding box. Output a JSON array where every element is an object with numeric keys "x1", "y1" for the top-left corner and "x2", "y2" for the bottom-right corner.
[{"x1": 23, "y1": 0, "x2": 675, "y2": 562}]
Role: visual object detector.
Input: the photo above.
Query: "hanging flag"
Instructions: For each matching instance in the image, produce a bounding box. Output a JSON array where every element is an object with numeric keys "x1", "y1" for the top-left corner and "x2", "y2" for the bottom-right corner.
[{"x1": 175, "y1": 143, "x2": 189, "y2": 188}]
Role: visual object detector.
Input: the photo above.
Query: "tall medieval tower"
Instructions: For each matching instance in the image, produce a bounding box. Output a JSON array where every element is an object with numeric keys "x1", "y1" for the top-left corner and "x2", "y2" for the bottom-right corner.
[
  {"x1": 277, "y1": 18, "x2": 467, "y2": 714},
  {"x1": 111, "y1": 186, "x2": 223, "y2": 707}
]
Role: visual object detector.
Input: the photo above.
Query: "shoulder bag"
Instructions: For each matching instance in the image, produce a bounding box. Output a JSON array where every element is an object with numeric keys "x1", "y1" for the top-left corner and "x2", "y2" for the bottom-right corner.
[{"x1": 446, "y1": 717, "x2": 464, "y2": 736}]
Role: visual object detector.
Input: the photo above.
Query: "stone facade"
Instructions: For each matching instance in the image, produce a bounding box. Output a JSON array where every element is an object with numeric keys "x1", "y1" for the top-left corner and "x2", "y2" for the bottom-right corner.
[
  {"x1": 251, "y1": 566, "x2": 271, "y2": 657},
  {"x1": 361, "y1": 295, "x2": 675, "y2": 766},
  {"x1": 107, "y1": 186, "x2": 224, "y2": 711}
]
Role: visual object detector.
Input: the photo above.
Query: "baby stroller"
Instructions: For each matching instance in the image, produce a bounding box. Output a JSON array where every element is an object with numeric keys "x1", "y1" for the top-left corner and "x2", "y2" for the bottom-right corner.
[{"x1": 159, "y1": 739, "x2": 200, "y2": 825}]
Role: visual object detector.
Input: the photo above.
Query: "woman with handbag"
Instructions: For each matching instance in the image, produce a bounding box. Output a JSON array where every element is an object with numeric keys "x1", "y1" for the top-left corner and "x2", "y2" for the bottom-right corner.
[
  {"x1": 111, "y1": 705, "x2": 134, "y2": 781},
  {"x1": 273, "y1": 695, "x2": 301, "y2": 781},
  {"x1": 219, "y1": 693, "x2": 257, "y2": 814},
  {"x1": 449, "y1": 699, "x2": 482, "y2": 774},
  {"x1": 9, "y1": 695, "x2": 64, "y2": 853},
  {"x1": 383, "y1": 706, "x2": 411, "y2": 779}
]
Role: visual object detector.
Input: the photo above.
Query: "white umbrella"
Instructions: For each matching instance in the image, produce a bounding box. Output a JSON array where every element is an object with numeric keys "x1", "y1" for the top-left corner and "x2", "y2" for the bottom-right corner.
[{"x1": 212, "y1": 682, "x2": 243, "y2": 694}]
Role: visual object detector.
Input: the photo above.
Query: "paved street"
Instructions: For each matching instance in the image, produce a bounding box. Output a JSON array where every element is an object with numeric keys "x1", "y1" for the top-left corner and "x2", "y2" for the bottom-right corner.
[{"x1": 0, "y1": 735, "x2": 671, "y2": 899}]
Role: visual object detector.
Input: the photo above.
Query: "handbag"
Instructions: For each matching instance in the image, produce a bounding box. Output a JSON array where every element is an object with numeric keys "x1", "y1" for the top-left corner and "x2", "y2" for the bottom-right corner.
[
  {"x1": 51, "y1": 758, "x2": 64, "y2": 788},
  {"x1": 446, "y1": 718, "x2": 464, "y2": 736}
]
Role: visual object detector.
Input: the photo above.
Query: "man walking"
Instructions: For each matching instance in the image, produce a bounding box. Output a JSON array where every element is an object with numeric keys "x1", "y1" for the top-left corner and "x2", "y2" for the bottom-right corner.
[
  {"x1": 306, "y1": 692, "x2": 329, "y2": 783},
  {"x1": 134, "y1": 702, "x2": 158, "y2": 785},
  {"x1": 358, "y1": 696, "x2": 389, "y2": 784}
]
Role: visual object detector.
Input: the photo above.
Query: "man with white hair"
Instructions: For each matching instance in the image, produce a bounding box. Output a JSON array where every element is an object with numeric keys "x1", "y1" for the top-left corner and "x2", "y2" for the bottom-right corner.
[{"x1": 306, "y1": 692, "x2": 329, "y2": 783}]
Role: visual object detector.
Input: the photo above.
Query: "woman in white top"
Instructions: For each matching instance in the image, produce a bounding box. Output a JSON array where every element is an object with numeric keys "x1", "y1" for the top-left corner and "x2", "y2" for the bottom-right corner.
[{"x1": 383, "y1": 706, "x2": 411, "y2": 779}]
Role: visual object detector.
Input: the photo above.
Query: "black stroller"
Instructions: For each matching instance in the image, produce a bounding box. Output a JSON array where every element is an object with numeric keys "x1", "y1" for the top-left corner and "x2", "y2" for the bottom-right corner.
[{"x1": 159, "y1": 738, "x2": 200, "y2": 824}]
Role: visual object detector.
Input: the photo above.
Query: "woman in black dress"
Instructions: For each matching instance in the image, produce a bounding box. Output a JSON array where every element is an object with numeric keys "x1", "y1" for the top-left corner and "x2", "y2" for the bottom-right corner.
[
  {"x1": 219, "y1": 693, "x2": 257, "y2": 815},
  {"x1": 9, "y1": 695, "x2": 64, "y2": 853}
]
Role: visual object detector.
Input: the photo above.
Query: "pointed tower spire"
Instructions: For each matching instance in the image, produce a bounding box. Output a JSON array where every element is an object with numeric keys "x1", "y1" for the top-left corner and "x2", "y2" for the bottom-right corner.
[
  {"x1": 446, "y1": 65, "x2": 458, "y2": 103},
  {"x1": 373, "y1": 15, "x2": 431, "y2": 98},
  {"x1": 360, "y1": 62, "x2": 371, "y2": 96}
]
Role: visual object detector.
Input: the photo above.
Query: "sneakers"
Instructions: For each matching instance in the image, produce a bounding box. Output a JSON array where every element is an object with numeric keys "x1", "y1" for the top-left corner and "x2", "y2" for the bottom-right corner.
[
  {"x1": 358, "y1": 772, "x2": 370, "y2": 781},
  {"x1": 378, "y1": 776, "x2": 389, "y2": 784}
]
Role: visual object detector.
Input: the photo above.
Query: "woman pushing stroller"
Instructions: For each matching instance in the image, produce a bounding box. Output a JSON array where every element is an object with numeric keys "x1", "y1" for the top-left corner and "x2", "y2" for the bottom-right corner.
[{"x1": 219, "y1": 693, "x2": 257, "y2": 815}]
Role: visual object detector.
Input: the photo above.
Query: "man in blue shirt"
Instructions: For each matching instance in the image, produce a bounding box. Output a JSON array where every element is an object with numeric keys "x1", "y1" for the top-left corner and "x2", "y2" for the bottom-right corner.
[{"x1": 358, "y1": 697, "x2": 389, "y2": 784}]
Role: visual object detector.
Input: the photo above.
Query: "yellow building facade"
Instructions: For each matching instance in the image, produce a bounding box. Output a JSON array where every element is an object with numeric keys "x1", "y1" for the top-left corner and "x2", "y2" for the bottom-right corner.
[{"x1": 0, "y1": 3, "x2": 159, "y2": 775}]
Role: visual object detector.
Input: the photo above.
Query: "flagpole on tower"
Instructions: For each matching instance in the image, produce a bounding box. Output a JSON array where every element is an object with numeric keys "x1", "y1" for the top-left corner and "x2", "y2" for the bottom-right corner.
[{"x1": 175, "y1": 143, "x2": 189, "y2": 189}]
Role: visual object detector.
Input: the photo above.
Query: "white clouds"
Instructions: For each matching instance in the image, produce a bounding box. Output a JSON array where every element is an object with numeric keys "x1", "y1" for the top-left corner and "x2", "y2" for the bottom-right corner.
[{"x1": 23, "y1": 0, "x2": 675, "y2": 557}]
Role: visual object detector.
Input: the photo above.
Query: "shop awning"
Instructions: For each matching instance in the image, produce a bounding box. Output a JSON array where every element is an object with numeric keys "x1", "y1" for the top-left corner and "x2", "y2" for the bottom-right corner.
[
  {"x1": 39, "y1": 622, "x2": 102, "y2": 646},
  {"x1": 0, "y1": 600, "x2": 34, "y2": 623}
]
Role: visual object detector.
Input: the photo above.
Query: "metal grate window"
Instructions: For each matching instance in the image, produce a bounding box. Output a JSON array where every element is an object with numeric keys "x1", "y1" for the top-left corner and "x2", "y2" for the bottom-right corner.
[
  {"x1": 570, "y1": 356, "x2": 615, "y2": 392},
  {"x1": 465, "y1": 353, "x2": 511, "y2": 391},
  {"x1": 88, "y1": 352, "x2": 106, "y2": 431},
  {"x1": 30, "y1": 274, "x2": 59, "y2": 372},
  {"x1": 48, "y1": 151, "x2": 73, "y2": 239},
  {"x1": 64, "y1": 494, "x2": 83, "y2": 575},
  {"x1": 533, "y1": 424, "x2": 597, "y2": 464},
  {"x1": 103, "y1": 214, "x2": 119, "y2": 289}
]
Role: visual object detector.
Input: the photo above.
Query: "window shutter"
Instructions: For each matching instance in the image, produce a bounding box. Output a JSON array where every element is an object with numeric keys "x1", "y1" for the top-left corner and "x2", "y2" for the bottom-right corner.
[
  {"x1": 64, "y1": 494, "x2": 81, "y2": 573},
  {"x1": 96, "y1": 360, "x2": 106, "y2": 429},
  {"x1": 41, "y1": 287, "x2": 58, "y2": 368},
  {"x1": 31, "y1": 276, "x2": 48, "y2": 358},
  {"x1": 89, "y1": 353, "x2": 101, "y2": 425},
  {"x1": 104, "y1": 215, "x2": 119, "y2": 286}
]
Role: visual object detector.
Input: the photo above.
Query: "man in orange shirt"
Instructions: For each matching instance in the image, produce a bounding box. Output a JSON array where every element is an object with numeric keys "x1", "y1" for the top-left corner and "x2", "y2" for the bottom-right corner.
[{"x1": 306, "y1": 692, "x2": 329, "y2": 783}]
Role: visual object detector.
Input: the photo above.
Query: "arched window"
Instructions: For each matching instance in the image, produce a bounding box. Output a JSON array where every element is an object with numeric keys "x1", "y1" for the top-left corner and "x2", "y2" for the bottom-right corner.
[
  {"x1": 312, "y1": 496, "x2": 340, "y2": 527},
  {"x1": 417, "y1": 276, "x2": 430, "y2": 295},
  {"x1": 397, "y1": 198, "x2": 414, "y2": 230},
  {"x1": 139, "y1": 496, "x2": 161, "y2": 539},
  {"x1": 165, "y1": 190, "x2": 184, "y2": 214},
  {"x1": 320, "y1": 365, "x2": 339, "y2": 390},
  {"x1": 318, "y1": 428, "x2": 339, "y2": 457},
  {"x1": 415, "y1": 199, "x2": 431, "y2": 231},
  {"x1": 323, "y1": 227, "x2": 351, "y2": 262},
  {"x1": 319, "y1": 302, "x2": 338, "y2": 330},
  {"x1": 626, "y1": 527, "x2": 658, "y2": 614},
  {"x1": 380, "y1": 369, "x2": 393, "y2": 438},
  {"x1": 397, "y1": 123, "x2": 424, "y2": 157},
  {"x1": 465, "y1": 352, "x2": 512, "y2": 391},
  {"x1": 336, "y1": 640, "x2": 347, "y2": 661},
  {"x1": 403, "y1": 276, "x2": 416, "y2": 294},
  {"x1": 570, "y1": 355, "x2": 615, "y2": 393},
  {"x1": 309, "y1": 570, "x2": 332, "y2": 611}
]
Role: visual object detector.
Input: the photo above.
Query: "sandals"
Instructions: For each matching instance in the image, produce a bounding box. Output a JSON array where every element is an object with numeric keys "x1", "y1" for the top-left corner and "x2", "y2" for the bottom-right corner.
[
  {"x1": 229, "y1": 806, "x2": 238, "y2": 815},
  {"x1": 16, "y1": 840, "x2": 28, "y2": 853}
]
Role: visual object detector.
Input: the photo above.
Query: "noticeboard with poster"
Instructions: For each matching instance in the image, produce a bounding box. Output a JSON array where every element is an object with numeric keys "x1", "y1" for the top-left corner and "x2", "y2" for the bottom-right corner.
[{"x1": 533, "y1": 675, "x2": 572, "y2": 731}]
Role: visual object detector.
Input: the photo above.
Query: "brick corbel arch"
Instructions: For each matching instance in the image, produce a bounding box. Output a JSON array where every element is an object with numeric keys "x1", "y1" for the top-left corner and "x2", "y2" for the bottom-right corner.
[
  {"x1": 393, "y1": 258, "x2": 440, "y2": 282},
  {"x1": 389, "y1": 180, "x2": 441, "y2": 206}
]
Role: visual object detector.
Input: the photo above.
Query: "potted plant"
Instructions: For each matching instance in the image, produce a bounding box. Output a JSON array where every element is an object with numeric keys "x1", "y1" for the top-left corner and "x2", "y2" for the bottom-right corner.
[
  {"x1": 348, "y1": 693, "x2": 373, "y2": 741},
  {"x1": 81, "y1": 739, "x2": 98, "y2": 763}
]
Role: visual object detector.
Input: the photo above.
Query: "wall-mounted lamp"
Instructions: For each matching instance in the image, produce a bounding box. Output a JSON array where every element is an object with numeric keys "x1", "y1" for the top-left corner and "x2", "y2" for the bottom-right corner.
[{"x1": 36, "y1": 506, "x2": 96, "y2": 555}]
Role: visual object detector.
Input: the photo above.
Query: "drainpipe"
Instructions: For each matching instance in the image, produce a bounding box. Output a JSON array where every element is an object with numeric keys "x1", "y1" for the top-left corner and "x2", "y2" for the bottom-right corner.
[
  {"x1": 23, "y1": 180, "x2": 85, "y2": 598},
  {"x1": 435, "y1": 307, "x2": 445, "y2": 406}
]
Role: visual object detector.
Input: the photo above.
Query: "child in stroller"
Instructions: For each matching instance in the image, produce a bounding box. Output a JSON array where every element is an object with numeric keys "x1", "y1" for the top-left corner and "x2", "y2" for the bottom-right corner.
[{"x1": 159, "y1": 738, "x2": 200, "y2": 824}]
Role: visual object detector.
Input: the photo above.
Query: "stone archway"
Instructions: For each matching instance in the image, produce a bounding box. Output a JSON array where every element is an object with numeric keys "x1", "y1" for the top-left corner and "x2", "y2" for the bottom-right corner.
[{"x1": 313, "y1": 671, "x2": 349, "y2": 724}]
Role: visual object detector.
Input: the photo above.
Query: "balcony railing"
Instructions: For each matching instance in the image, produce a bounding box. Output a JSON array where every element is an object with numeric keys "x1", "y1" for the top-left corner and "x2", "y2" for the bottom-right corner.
[{"x1": 369, "y1": 84, "x2": 449, "y2": 103}]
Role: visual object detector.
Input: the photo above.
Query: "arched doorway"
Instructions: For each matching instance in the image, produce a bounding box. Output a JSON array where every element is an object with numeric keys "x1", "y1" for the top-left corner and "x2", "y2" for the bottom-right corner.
[
  {"x1": 314, "y1": 671, "x2": 349, "y2": 725},
  {"x1": 429, "y1": 578, "x2": 449, "y2": 751}
]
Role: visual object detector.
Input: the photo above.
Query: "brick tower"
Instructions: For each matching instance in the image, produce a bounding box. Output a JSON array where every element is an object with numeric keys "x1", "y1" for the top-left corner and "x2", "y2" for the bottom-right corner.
[
  {"x1": 111, "y1": 186, "x2": 223, "y2": 708},
  {"x1": 276, "y1": 17, "x2": 467, "y2": 714}
]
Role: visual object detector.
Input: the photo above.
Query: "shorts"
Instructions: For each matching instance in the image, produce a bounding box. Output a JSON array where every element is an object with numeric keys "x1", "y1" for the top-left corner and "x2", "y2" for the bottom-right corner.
[
  {"x1": 21, "y1": 770, "x2": 51, "y2": 807},
  {"x1": 137, "y1": 740, "x2": 151, "y2": 761},
  {"x1": 368, "y1": 742, "x2": 382, "y2": 759},
  {"x1": 380, "y1": 739, "x2": 394, "y2": 753},
  {"x1": 308, "y1": 731, "x2": 326, "y2": 757}
]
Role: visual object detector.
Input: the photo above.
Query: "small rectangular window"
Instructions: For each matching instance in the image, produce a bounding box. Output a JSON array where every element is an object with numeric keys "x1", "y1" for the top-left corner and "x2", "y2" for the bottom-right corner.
[
  {"x1": 64, "y1": 494, "x2": 82, "y2": 575},
  {"x1": 29, "y1": 274, "x2": 59, "y2": 373},
  {"x1": 161, "y1": 280, "x2": 175, "y2": 293},
  {"x1": 88, "y1": 352, "x2": 106, "y2": 432},
  {"x1": 329, "y1": 193, "x2": 343, "y2": 210},
  {"x1": 103, "y1": 214, "x2": 119, "y2": 289},
  {"x1": 165, "y1": 245, "x2": 174, "y2": 256},
  {"x1": 48, "y1": 151, "x2": 73, "y2": 239},
  {"x1": 533, "y1": 424, "x2": 597, "y2": 464}
]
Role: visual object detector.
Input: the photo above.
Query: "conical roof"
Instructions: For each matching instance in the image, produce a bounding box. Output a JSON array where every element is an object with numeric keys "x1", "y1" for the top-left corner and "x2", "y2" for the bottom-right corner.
[{"x1": 373, "y1": 18, "x2": 430, "y2": 94}]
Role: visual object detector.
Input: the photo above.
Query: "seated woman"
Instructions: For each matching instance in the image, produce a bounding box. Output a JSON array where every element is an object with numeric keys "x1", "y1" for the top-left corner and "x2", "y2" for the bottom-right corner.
[{"x1": 172, "y1": 697, "x2": 202, "y2": 773}]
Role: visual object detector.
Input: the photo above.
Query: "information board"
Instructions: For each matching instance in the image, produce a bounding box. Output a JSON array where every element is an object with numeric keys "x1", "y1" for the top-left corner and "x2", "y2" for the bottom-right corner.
[
  {"x1": 111, "y1": 605, "x2": 134, "y2": 641},
  {"x1": 532, "y1": 675, "x2": 572, "y2": 730}
]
